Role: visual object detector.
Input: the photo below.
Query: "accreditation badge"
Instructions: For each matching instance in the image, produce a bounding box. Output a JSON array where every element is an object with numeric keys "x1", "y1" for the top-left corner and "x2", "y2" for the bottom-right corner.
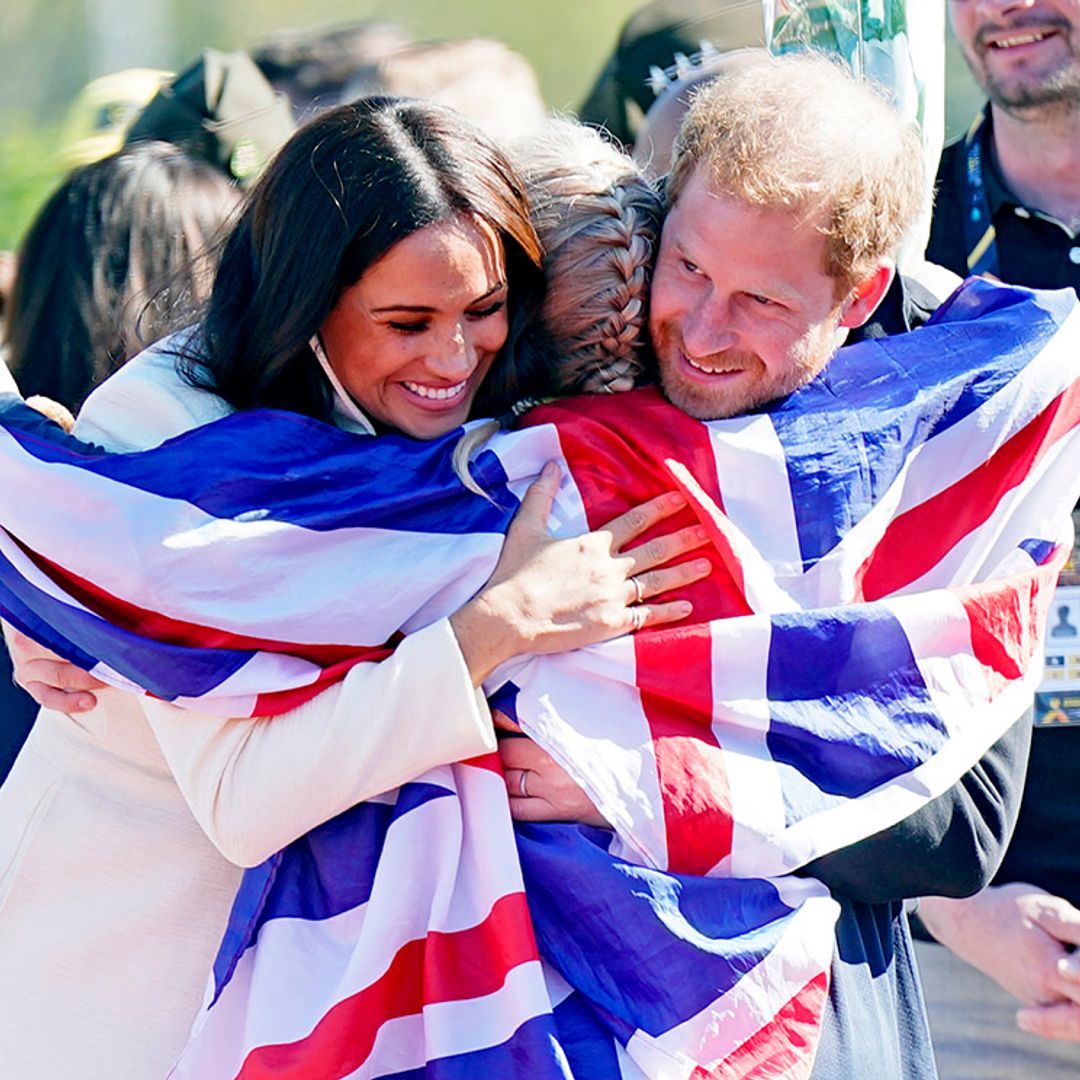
[{"x1": 1035, "y1": 510, "x2": 1080, "y2": 727}]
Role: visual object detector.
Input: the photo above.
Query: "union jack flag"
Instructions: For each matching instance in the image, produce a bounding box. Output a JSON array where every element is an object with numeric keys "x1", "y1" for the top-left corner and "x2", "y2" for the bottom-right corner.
[{"x1": 0, "y1": 278, "x2": 1077, "y2": 1077}]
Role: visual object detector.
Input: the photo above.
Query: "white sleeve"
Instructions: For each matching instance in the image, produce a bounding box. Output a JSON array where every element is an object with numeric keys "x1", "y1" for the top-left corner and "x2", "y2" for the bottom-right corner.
[
  {"x1": 73, "y1": 335, "x2": 233, "y2": 451},
  {"x1": 75, "y1": 339, "x2": 497, "y2": 867},
  {"x1": 144, "y1": 617, "x2": 495, "y2": 867}
]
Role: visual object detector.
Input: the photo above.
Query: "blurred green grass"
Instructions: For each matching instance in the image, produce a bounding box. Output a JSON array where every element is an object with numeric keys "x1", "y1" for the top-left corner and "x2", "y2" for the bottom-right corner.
[{"x1": 0, "y1": 125, "x2": 65, "y2": 253}]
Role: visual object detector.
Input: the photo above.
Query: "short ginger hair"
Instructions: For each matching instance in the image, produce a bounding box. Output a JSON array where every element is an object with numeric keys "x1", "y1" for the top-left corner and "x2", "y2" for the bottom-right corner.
[{"x1": 667, "y1": 51, "x2": 926, "y2": 291}]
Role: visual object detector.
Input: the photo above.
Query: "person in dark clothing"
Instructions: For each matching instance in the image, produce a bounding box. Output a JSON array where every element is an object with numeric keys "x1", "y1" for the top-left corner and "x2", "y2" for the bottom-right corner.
[
  {"x1": 576, "y1": 0, "x2": 765, "y2": 147},
  {"x1": 927, "y1": 109, "x2": 1080, "y2": 292},
  {"x1": 917, "y1": 1, "x2": 1080, "y2": 1073},
  {"x1": 926, "y1": 1, "x2": 1080, "y2": 295}
]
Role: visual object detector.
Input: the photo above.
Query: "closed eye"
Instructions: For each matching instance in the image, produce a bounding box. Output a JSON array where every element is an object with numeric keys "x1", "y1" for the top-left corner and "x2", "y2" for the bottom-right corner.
[{"x1": 467, "y1": 299, "x2": 506, "y2": 320}]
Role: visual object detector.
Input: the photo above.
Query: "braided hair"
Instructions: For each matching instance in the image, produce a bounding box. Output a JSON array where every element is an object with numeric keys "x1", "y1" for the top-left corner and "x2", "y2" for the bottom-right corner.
[{"x1": 515, "y1": 119, "x2": 662, "y2": 395}]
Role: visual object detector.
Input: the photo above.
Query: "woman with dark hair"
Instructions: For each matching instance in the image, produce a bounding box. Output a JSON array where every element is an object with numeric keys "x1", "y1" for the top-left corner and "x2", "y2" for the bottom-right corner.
[
  {"x1": 186, "y1": 97, "x2": 547, "y2": 423},
  {"x1": 0, "y1": 99, "x2": 705, "y2": 1077},
  {"x1": 3, "y1": 140, "x2": 241, "y2": 412}
]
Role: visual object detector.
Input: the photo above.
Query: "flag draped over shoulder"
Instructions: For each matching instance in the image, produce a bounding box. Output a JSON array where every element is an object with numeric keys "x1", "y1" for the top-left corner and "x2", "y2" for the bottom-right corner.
[{"x1": 1, "y1": 278, "x2": 1078, "y2": 1078}]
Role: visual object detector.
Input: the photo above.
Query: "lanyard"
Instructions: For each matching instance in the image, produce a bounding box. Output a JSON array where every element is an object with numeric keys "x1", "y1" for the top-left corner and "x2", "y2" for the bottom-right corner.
[{"x1": 960, "y1": 109, "x2": 1001, "y2": 280}]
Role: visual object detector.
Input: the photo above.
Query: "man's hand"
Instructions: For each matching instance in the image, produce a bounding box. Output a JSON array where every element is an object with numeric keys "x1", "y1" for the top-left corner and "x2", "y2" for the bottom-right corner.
[
  {"x1": 498, "y1": 734, "x2": 609, "y2": 827},
  {"x1": 5, "y1": 624, "x2": 104, "y2": 714},
  {"x1": 920, "y1": 883, "x2": 1080, "y2": 1041}
]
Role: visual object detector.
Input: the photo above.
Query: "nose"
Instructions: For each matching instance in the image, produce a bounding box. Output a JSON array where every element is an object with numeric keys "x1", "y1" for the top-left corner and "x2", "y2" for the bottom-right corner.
[
  {"x1": 680, "y1": 293, "x2": 740, "y2": 359},
  {"x1": 426, "y1": 323, "x2": 476, "y2": 381},
  {"x1": 972, "y1": 0, "x2": 1036, "y2": 15}
]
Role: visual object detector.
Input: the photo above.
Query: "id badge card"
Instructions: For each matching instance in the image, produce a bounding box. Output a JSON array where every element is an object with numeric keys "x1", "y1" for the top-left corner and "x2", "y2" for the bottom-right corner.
[{"x1": 1035, "y1": 510, "x2": 1080, "y2": 727}]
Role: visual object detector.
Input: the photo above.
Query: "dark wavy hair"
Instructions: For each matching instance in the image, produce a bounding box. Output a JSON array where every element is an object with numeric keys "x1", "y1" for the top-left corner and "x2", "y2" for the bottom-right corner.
[
  {"x1": 5, "y1": 141, "x2": 239, "y2": 410},
  {"x1": 188, "y1": 96, "x2": 548, "y2": 422}
]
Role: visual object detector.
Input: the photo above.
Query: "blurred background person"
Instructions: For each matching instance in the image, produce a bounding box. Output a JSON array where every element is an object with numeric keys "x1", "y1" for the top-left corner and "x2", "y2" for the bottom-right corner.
[
  {"x1": 630, "y1": 45, "x2": 763, "y2": 179},
  {"x1": 123, "y1": 49, "x2": 297, "y2": 185},
  {"x1": 0, "y1": 141, "x2": 240, "y2": 785},
  {"x1": 122, "y1": 29, "x2": 548, "y2": 182},
  {"x1": 57, "y1": 67, "x2": 173, "y2": 169},
  {"x1": 4, "y1": 140, "x2": 241, "y2": 414},
  {"x1": 352, "y1": 36, "x2": 549, "y2": 142},
  {"x1": 249, "y1": 18, "x2": 412, "y2": 120},
  {"x1": 576, "y1": 0, "x2": 764, "y2": 148},
  {"x1": 926, "y1": 0, "x2": 1080, "y2": 292},
  {"x1": 914, "y1": 1, "x2": 1080, "y2": 1077}
]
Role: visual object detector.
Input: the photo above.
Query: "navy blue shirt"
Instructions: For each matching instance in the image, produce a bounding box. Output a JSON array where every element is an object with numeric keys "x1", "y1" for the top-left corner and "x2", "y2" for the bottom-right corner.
[{"x1": 927, "y1": 109, "x2": 1080, "y2": 293}]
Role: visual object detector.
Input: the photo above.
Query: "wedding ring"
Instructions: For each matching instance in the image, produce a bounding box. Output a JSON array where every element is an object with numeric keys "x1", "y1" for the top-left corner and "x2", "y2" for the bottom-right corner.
[
  {"x1": 631, "y1": 575, "x2": 645, "y2": 605},
  {"x1": 518, "y1": 771, "x2": 529, "y2": 799}
]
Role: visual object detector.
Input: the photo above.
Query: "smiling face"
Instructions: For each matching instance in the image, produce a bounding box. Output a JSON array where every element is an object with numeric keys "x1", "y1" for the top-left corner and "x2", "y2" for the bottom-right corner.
[
  {"x1": 949, "y1": 0, "x2": 1080, "y2": 111},
  {"x1": 318, "y1": 214, "x2": 509, "y2": 439},
  {"x1": 649, "y1": 168, "x2": 883, "y2": 421}
]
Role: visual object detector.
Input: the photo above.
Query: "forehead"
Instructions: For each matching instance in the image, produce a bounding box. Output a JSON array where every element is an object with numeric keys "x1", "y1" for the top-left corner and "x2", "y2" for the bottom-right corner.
[
  {"x1": 359, "y1": 215, "x2": 506, "y2": 296},
  {"x1": 664, "y1": 168, "x2": 833, "y2": 298}
]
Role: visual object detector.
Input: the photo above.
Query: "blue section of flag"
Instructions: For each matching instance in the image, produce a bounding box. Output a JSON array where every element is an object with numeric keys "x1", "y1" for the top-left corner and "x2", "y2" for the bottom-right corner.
[
  {"x1": 766, "y1": 607, "x2": 946, "y2": 802},
  {"x1": 0, "y1": 398, "x2": 518, "y2": 537},
  {"x1": 518, "y1": 823, "x2": 794, "y2": 1038},
  {"x1": 769, "y1": 278, "x2": 1070, "y2": 568},
  {"x1": 1020, "y1": 538, "x2": 1059, "y2": 566},
  {"x1": 374, "y1": 1014, "x2": 571, "y2": 1080},
  {"x1": 0, "y1": 548, "x2": 251, "y2": 698},
  {"x1": 211, "y1": 782, "x2": 455, "y2": 1000},
  {"x1": 487, "y1": 681, "x2": 521, "y2": 726},
  {"x1": 551, "y1": 992, "x2": 625, "y2": 1079}
]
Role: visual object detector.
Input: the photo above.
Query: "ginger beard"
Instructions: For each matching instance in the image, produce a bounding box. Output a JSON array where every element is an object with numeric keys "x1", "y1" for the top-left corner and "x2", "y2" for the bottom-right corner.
[{"x1": 651, "y1": 314, "x2": 841, "y2": 421}]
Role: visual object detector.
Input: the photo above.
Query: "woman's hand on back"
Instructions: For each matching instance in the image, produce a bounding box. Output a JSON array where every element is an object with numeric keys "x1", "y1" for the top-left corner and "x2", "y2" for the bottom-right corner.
[{"x1": 450, "y1": 461, "x2": 711, "y2": 685}]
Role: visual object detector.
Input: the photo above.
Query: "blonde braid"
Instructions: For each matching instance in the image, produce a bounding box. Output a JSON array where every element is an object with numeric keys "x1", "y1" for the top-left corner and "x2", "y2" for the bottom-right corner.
[{"x1": 515, "y1": 119, "x2": 663, "y2": 395}]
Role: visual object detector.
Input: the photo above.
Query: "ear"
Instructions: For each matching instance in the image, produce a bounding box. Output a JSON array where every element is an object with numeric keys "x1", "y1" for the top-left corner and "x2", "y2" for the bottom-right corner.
[{"x1": 838, "y1": 262, "x2": 895, "y2": 329}]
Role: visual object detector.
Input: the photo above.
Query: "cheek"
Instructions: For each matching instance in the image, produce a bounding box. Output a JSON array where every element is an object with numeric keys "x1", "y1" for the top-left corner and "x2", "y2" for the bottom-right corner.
[
  {"x1": 334, "y1": 339, "x2": 415, "y2": 403},
  {"x1": 648, "y1": 272, "x2": 684, "y2": 330},
  {"x1": 947, "y1": 6, "x2": 974, "y2": 45},
  {"x1": 476, "y1": 312, "x2": 510, "y2": 354}
]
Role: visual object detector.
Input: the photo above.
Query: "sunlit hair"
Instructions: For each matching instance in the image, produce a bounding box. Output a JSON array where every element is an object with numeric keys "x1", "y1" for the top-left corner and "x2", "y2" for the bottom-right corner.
[
  {"x1": 667, "y1": 51, "x2": 926, "y2": 291},
  {"x1": 190, "y1": 97, "x2": 547, "y2": 422},
  {"x1": 453, "y1": 120, "x2": 663, "y2": 489},
  {"x1": 4, "y1": 141, "x2": 240, "y2": 410},
  {"x1": 360, "y1": 38, "x2": 548, "y2": 143},
  {"x1": 515, "y1": 118, "x2": 662, "y2": 394}
]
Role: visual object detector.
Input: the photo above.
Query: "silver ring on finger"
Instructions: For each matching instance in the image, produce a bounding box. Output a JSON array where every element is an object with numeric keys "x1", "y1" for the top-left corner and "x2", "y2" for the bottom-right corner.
[
  {"x1": 518, "y1": 770, "x2": 529, "y2": 799},
  {"x1": 631, "y1": 575, "x2": 645, "y2": 606},
  {"x1": 630, "y1": 604, "x2": 647, "y2": 632}
]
